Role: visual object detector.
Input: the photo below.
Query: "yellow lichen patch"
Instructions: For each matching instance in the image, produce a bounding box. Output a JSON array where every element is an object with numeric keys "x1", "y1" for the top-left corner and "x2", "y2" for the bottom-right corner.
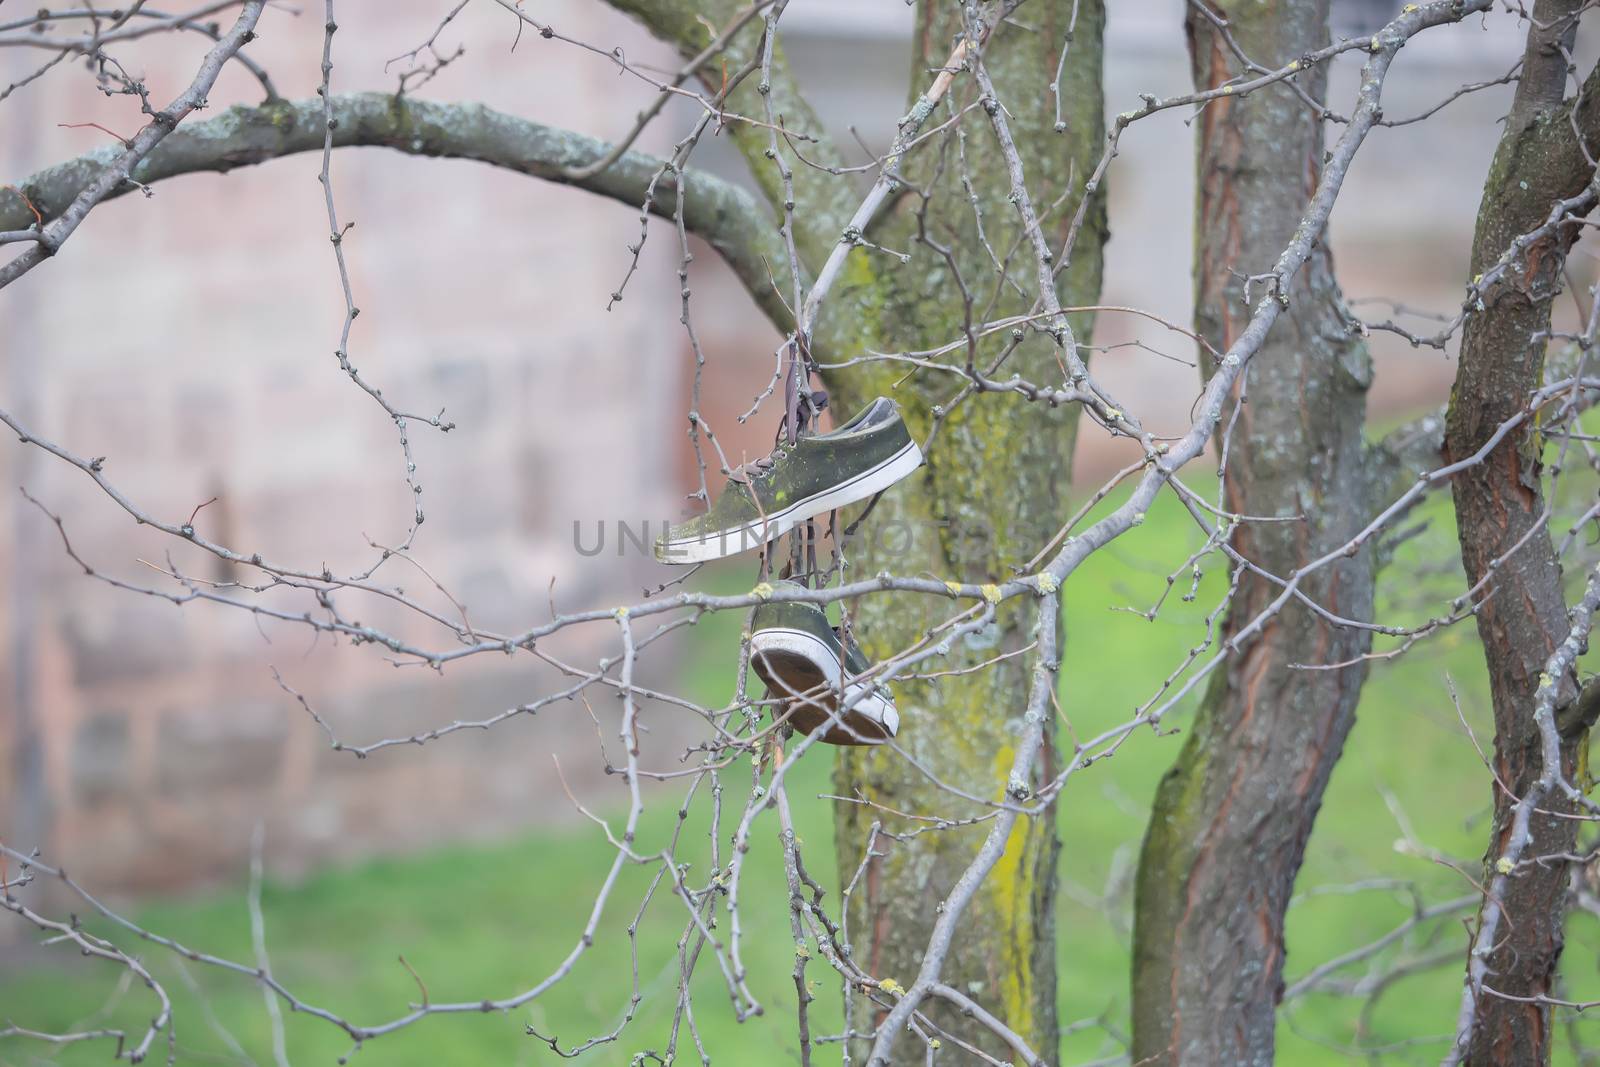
[{"x1": 985, "y1": 745, "x2": 1036, "y2": 1042}]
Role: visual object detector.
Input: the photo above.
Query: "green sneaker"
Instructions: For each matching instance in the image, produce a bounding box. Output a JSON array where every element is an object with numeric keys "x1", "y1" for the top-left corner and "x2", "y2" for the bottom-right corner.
[
  {"x1": 749, "y1": 581, "x2": 899, "y2": 745},
  {"x1": 655, "y1": 397, "x2": 922, "y2": 563}
]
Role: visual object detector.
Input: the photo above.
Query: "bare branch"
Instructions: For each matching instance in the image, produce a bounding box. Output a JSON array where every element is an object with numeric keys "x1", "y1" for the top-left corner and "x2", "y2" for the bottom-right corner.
[
  {"x1": 0, "y1": 92, "x2": 798, "y2": 327},
  {"x1": 0, "y1": 0, "x2": 266, "y2": 289}
]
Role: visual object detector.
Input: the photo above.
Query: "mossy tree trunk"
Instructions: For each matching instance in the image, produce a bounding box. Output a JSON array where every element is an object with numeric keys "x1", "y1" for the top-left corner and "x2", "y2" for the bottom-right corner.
[
  {"x1": 615, "y1": 2, "x2": 1107, "y2": 1059},
  {"x1": 820, "y1": 4, "x2": 1106, "y2": 1061},
  {"x1": 1130, "y1": 4, "x2": 1378, "y2": 1063}
]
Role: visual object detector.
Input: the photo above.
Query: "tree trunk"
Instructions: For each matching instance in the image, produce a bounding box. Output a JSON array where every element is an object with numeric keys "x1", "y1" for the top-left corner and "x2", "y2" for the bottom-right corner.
[
  {"x1": 823, "y1": 3, "x2": 1106, "y2": 1061},
  {"x1": 1130, "y1": 4, "x2": 1377, "y2": 1064},
  {"x1": 1445, "y1": 5, "x2": 1600, "y2": 1061},
  {"x1": 601, "y1": 0, "x2": 1106, "y2": 1055}
]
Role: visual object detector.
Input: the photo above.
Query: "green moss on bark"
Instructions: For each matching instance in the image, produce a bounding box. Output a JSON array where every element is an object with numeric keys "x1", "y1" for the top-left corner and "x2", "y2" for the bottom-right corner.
[{"x1": 825, "y1": 4, "x2": 1107, "y2": 1061}]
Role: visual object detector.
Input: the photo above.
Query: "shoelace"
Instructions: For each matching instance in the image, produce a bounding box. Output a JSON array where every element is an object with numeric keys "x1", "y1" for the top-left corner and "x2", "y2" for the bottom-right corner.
[{"x1": 730, "y1": 443, "x2": 792, "y2": 483}]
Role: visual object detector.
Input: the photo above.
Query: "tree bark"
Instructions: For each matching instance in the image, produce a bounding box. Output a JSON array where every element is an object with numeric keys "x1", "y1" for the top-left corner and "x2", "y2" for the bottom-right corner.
[
  {"x1": 821, "y1": 4, "x2": 1106, "y2": 1061},
  {"x1": 1130, "y1": 4, "x2": 1377, "y2": 1064},
  {"x1": 608, "y1": 3, "x2": 1108, "y2": 1057},
  {"x1": 1444, "y1": 5, "x2": 1600, "y2": 1062},
  {"x1": 0, "y1": 93, "x2": 795, "y2": 328}
]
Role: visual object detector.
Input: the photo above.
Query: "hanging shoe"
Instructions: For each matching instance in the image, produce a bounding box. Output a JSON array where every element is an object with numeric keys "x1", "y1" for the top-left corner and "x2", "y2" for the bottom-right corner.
[
  {"x1": 749, "y1": 581, "x2": 899, "y2": 745},
  {"x1": 654, "y1": 397, "x2": 922, "y2": 564}
]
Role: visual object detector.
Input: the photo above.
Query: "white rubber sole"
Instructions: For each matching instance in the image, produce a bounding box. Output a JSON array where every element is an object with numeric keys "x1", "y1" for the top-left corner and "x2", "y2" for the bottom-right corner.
[
  {"x1": 750, "y1": 627, "x2": 899, "y2": 742},
  {"x1": 657, "y1": 439, "x2": 923, "y2": 564}
]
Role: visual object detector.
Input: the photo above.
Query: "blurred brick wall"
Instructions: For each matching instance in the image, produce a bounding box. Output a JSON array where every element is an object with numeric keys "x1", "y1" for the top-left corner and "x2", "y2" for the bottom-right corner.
[{"x1": 0, "y1": 1, "x2": 718, "y2": 896}]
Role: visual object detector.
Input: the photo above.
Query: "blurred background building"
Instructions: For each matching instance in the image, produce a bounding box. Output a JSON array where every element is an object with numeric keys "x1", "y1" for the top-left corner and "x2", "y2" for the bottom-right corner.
[{"x1": 0, "y1": 0, "x2": 1569, "y2": 898}]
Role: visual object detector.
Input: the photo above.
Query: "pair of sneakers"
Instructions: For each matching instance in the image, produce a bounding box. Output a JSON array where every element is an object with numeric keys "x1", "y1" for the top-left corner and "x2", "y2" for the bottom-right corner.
[{"x1": 652, "y1": 397, "x2": 923, "y2": 745}]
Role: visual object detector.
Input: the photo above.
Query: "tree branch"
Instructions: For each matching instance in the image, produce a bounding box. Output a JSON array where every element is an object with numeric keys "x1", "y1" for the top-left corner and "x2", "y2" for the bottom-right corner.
[
  {"x1": 0, "y1": 92, "x2": 796, "y2": 328},
  {"x1": 1369, "y1": 407, "x2": 1448, "y2": 505},
  {"x1": 598, "y1": 0, "x2": 848, "y2": 260},
  {"x1": 0, "y1": 0, "x2": 266, "y2": 290}
]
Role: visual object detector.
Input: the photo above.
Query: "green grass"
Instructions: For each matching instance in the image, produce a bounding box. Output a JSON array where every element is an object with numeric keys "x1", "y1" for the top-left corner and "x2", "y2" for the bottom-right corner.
[{"x1": 6, "y1": 488, "x2": 1600, "y2": 1066}]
